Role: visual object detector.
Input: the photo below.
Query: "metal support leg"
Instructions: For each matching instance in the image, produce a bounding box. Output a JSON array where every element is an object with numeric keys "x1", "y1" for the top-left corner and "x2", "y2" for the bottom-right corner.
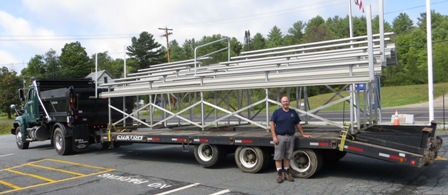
[
  {"x1": 201, "y1": 91, "x2": 205, "y2": 130},
  {"x1": 266, "y1": 89, "x2": 270, "y2": 132}
]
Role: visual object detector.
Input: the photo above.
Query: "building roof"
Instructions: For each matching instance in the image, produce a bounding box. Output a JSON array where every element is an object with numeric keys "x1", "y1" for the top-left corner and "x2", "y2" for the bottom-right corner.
[{"x1": 85, "y1": 70, "x2": 114, "y2": 81}]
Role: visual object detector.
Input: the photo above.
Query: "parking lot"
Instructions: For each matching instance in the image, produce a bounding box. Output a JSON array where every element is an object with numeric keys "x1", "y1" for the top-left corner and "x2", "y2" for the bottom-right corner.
[{"x1": 0, "y1": 134, "x2": 447, "y2": 195}]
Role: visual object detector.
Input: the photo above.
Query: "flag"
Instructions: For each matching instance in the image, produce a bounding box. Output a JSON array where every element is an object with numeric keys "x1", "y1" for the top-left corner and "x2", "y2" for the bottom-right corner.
[{"x1": 354, "y1": 0, "x2": 364, "y2": 13}]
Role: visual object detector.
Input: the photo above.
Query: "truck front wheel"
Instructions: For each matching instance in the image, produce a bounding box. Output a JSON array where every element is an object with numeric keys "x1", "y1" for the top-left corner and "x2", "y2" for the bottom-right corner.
[
  {"x1": 290, "y1": 149, "x2": 322, "y2": 178},
  {"x1": 15, "y1": 127, "x2": 29, "y2": 149},
  {"x1": 54, "y1": 127, "x2": 73, "y2": 155}
]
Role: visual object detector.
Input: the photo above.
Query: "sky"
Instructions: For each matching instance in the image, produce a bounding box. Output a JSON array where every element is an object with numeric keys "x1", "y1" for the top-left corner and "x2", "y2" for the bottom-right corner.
[{"x1": 1, "y1": 0, "x2": 448, "y2": 74}]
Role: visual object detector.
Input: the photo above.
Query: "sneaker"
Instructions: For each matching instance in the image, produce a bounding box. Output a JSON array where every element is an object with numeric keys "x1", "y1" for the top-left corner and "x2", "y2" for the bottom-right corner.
[
  {"x1": 276, "y1": 170, "x2": 284, "y2": 183},
  {"x1": 284, "y1": 169, "x2": 294, "y2": 182}
]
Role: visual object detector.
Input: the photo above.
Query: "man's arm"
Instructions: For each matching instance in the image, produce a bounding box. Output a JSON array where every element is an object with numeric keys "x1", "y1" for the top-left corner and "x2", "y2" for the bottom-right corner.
[
  {"x1": 297, "y1": 123, "x2": 312, "y2": 138},
  {"x1": 270, "y1": 121, "x2": 279, "y2": 144}
]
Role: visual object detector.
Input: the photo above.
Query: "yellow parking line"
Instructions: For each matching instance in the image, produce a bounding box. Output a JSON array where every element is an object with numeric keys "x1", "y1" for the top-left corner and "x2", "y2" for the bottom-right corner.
[
  {"x1": 44, "y1": 159, "x2": 111, "y2": 171},
  {"x1": 0, "y1": 179, "x2": 21, "y2": 190},
  {"x1": 0, "y1": 168, "x2": 114, "y2": 195},
  {"x1": 4, "y1": 169, "x2": 55, "y2": 182},
  {"x1": 0, "y1": 159, "x2": 115, "y2": 195},
  {"x1": 436, "y1": 156, "x2": 447, "y2": 160},
  {"x1": 27, "y1": 164, "x2": 86, "y2": 176}
]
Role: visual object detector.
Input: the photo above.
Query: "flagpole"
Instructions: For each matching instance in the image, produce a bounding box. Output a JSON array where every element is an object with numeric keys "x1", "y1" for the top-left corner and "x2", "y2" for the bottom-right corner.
[
  {"x1": 427, "y1": 0, "x2": 434, "y2": 123},
  {"x1": 348, "y1": 0, "x2": 353, "y2": 38}
]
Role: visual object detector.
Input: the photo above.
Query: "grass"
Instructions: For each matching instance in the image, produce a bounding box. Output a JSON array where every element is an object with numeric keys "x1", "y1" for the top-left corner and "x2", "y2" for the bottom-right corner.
[
  {"x1": 295, "y1": 82, "x2": 448, "y2": 111},
  {"x1": 0, "y1": 115, "x2": 13, "y2": 135}
]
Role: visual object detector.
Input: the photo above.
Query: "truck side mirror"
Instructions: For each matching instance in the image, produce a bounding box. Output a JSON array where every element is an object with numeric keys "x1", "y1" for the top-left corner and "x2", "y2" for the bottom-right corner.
[
  {"x1": 10, "y1": 104, "x2": 16, "y2": 110},
  {"x1": 18, "y1": 88, "x2": 24, "y2": 101}
]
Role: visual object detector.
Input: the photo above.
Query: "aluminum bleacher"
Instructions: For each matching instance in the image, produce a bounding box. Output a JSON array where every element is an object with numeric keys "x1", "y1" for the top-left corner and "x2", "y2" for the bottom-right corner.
[
  {"x1": 100, "y1": 33, "x2": 393, "y2": 97},
  {"x1": 99, "y1": 32, "x2": 395, "y2": 131}
]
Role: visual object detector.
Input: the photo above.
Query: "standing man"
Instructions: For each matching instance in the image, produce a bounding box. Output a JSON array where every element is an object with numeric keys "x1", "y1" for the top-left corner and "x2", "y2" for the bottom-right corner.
[{"x1": 270, "y1": 96, "x2": 311, "y2": 183}]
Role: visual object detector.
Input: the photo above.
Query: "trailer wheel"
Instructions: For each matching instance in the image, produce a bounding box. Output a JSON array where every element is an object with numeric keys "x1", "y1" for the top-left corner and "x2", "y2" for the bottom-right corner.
[
  {"x1": 54, "y1": 127, "x2": 73, "y2": 155},
  {"x1": 235, "y1": 146, "x2": 266, "y2": 173},
  {"x1": 290, "y1": 149, "x2": 322, "y2": 178},
  {"x1": 15, "y1": 127, "x2": 29, "y2": 149},
  {"x1": 194, "y1": 143, "x2": 224, "y2": 168},
  {"x1": 323, "y1": 150, "x2": 347, "y2": 163}
]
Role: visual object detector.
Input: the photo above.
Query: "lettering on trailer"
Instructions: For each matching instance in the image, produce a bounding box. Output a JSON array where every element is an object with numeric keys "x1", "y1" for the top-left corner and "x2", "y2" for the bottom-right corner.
[
  {"x1": 116, "y1": 135, "x2": 144, "y2": 141},
  {"x1": 97, "y1": 173, "x2": 172, "y2": 189}
]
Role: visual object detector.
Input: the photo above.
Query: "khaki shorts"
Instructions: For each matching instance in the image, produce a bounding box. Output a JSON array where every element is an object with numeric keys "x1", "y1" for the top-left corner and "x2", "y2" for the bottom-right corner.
[{"x1": 273, "y1": 134, "x2": 295, "y2": 160}]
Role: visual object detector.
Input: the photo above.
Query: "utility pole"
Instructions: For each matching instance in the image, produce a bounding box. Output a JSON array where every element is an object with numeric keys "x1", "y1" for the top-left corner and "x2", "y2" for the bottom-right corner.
[{"x1": 159, "y1": 27, "x2": 173, "y2": 62}]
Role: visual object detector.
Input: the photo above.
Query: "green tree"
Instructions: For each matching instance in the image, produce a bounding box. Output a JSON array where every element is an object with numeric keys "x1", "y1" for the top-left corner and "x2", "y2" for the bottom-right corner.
[
  {"x1": 326, "y1": 16, "x2": 348, "y2": 39},
  {"x1": 392, "y1": 13, "x2": 414, "y2": 34},
  {"x1": 352, "y1": 16, "x2": 367, "y2": 36},
  {"x1": 60, "y1": 42, "x2": 90, "y2": 78},
  {"x1": 266, "y1": 26, "x2": 284, "y2": 48},
  {"x1": 0, "y1": 67, "x2": 22, "y2": 119},
  {"x1": 433, "y1": 41, "x2": 448, "y2": 83},
  {"x1": 21, "y1": 55, "x2": 45, "y2": 79},
  {"x1": 304, "y1": 16, "x2": 332, "y2": 42},
  {"x1": 243, "y1": 30, "x2": 252, "y2": 51},
  {"x1": 251, "y1": 33, "x2": 266, "y2": 50},
  {"x1": 182, "y1": 38, "x2": 196, "y2": 59},
  {"x1": 284, "y1": 20, "x2": 306, "y2": 45},
  {"x1": 44, "y1": 49, "x2": 60, "y2": 78},
  {"x1": 127, "y1": 31, "x2": 166, "y2": 70},
  {"x1": 169, "y1": 40, "x2": 188, "y2": 62}
]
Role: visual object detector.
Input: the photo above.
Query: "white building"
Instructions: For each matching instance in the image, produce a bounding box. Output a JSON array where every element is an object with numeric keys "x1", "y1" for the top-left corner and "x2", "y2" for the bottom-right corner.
[{"x1": 85, "y1": 70, "x2": 115, "y2": 85}]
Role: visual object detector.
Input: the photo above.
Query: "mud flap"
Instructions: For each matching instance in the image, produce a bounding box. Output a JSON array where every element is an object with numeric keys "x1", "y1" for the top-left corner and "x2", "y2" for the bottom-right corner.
[{"x1": 72, "y1": 125, "x2": 90, "y2": 152}]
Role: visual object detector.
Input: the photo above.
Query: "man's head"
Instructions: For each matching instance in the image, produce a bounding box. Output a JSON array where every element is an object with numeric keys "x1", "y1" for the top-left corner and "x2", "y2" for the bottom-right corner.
[{"x1": 281, "y1": 96, "x2": 290, "y2": 111}]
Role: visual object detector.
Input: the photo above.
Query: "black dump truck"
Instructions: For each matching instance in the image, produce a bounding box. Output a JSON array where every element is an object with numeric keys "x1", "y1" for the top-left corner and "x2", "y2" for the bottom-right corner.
[{"x1": 11, "y1": 79, "x2": 129, "y2": 155}]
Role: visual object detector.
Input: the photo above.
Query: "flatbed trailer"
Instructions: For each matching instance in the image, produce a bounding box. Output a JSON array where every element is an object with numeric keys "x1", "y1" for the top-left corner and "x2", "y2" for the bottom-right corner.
[
  {"x1": 96, "y1": 25, "x2": 443, "y2": 178},
  {"x1": 101, "y1": 122, "x2": 442, "y2": 178}
]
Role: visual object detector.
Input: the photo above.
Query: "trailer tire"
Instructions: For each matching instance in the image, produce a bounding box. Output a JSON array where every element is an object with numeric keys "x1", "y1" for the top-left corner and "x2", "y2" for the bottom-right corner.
[
  {"x1": 290, "y1": 149, "x2": 322, "y2": 178},
  {"x1": 194, "y1": 143, "x2": 224, "y2": 168},
  {"x1": 54, "y1": 127, "x2": 73, "y2": 155},
  {"x1": 235, "y1": 146, "x2": 266, "y2": 173},
  {"x1": 323, "y1": 150, "x2": 346, "y2": 163},
  {"x1": 15, "y1": 127, "x2": 29, "y2": 149}
]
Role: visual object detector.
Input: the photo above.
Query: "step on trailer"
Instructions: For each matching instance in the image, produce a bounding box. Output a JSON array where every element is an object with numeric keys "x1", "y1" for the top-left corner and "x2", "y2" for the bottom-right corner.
[{"x1": 96, "y1": 29, "x2": 442, "y2": 178}]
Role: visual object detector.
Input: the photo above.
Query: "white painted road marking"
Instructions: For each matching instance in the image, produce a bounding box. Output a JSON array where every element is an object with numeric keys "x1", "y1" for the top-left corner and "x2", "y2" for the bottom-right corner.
[
  {"x1": 0, "y1": 154, "x2": 14, "y2": 158},
  {"x1": 155, "y1": 183, "x2": 200, "y2": 195},
  {"x1": 210, "y1": 189, "x2": 231, "y2": 195}
]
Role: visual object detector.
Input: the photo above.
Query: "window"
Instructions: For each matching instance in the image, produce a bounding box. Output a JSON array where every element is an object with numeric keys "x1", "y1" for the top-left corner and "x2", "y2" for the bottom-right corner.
[{"x1": 104, "y1": 76, "x2": 108, "y2": 83}]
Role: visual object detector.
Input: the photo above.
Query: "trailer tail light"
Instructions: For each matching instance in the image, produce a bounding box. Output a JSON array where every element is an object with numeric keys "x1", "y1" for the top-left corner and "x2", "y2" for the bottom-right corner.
[
  {"x1": 194, "y1": 138, "x2": 208, "y2": 143},
  {"x1": 148, "y1": 137, "x2": 160, "y2": 141},
  {"x1": 410, "y1": 160, "x2": 416, "y2": 165},
  {"x1": 379, "y1": 152, "x2": 407, "y2": 163},
  {"x1": 235, "y1": 139, "x2": 253, "y2": 144},
  {"x1": 172, "y1": 138, "x2": 186, "y2": 142},
  {"x1": 310, "y1": 142, "x2": 329, "y2": 147},
  {"x1": 340, "y1": 145, "x2": 364, "y2": 152}
]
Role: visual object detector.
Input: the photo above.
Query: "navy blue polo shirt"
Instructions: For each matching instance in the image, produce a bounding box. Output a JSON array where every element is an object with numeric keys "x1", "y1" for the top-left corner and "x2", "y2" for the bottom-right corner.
[{"x1": 270, "y1": 108, "x2": 301, "y2": 135}]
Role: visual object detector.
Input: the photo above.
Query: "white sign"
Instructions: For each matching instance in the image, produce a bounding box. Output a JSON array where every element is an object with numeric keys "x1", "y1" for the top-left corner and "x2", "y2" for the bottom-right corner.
[{"x1": 116, "y1": 135, "x2": 144, "y2": 141}]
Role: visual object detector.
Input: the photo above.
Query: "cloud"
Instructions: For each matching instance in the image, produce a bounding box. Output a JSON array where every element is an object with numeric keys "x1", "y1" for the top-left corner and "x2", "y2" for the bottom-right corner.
[{"x1": 7, "y1": 0, "x2": 418, "y2": 73}]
